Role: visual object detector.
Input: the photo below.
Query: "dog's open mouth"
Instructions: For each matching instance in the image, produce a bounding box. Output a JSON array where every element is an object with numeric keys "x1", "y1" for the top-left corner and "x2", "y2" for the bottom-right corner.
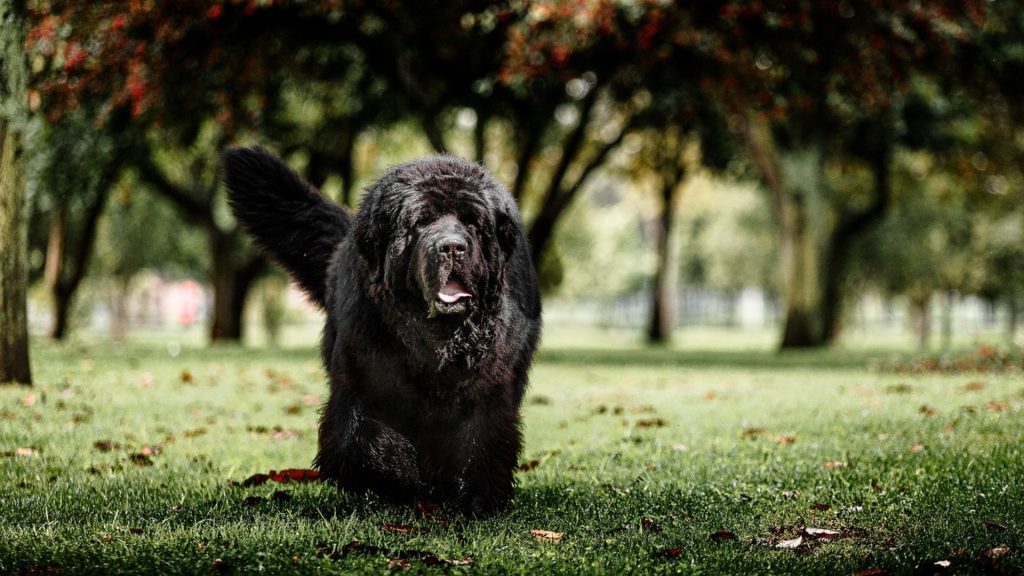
[{"x1": 428, "y1": 279, "x2": 472, "y2": 318}]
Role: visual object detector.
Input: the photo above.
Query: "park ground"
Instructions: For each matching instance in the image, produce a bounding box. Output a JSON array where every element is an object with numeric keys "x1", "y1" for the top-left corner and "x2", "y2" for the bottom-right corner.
[{"x1": 1, "y1": 327, "x2": 1021, "y2": 575}]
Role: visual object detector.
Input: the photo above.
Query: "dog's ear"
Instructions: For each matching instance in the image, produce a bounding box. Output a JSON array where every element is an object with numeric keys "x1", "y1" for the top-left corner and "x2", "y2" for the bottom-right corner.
[
  {"x1": 495, "y1": 208, "x2": 520, "y2": 258},
  {"x1": 353, "y1": 190, "x2": 389, "y2": 284}
]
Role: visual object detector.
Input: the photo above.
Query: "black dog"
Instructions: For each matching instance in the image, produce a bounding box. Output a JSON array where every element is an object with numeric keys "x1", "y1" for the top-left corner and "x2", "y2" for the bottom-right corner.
[{"x1": 224, "y1": 148, "x2": 541, "y2": 515}]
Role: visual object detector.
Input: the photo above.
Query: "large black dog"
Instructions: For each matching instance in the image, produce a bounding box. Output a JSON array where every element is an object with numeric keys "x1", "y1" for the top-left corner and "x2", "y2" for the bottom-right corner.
[{"x1": 224, "y1": 148, "x2": 541, "y2": 516}]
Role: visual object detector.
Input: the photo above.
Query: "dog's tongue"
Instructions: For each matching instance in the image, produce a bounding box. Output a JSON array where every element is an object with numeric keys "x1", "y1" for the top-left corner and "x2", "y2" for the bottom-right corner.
[{"x1": 437, "y1": 280, "x2": 472, "y2": 303}]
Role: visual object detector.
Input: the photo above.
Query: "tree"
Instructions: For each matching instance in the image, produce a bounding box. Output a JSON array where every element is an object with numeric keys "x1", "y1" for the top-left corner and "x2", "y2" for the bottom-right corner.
[
  {"x1": 27, "y1": 1, "x2": 353, "y2": 341},
  {"x1": 610, "y1": 2, "x2": 982, "y2": 348},
  {"x1": 28, "y1": 110, "x2": 132, "y2": 339},
  {"x1": 0, "y1": 0, "x2": 32, "y2": 384}
]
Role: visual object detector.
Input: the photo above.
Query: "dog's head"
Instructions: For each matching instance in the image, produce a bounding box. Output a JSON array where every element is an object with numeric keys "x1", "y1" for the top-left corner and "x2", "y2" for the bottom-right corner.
[{"x1": 354, "y1": 157, "x2": 522, "y2": 355}]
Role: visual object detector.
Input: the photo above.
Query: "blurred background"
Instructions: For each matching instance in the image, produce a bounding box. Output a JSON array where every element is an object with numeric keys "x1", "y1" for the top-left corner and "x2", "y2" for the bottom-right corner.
[{"x1": 12, "y1": 0, "x2": 1024, "y2": 353}]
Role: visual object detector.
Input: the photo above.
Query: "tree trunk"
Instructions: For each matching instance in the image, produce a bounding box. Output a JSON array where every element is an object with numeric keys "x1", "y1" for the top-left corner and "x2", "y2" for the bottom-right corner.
[
  {"x1": 1008, "y1": 297, "x2": 1019, "y2": 344},
  {"x1": 777, "y1": 146, "x2": 829, "y2": 349},
  {"x1": 940, "y1": 290, "x2": 955, "y2": 351},
  {"x1": 0, "y1": 2, "x2": 32, "y2": 385},
  {"x1": 822, "y1": 136, "x2": 893, "y2": 344},
  {"x1": 110, "y1": 275, "x2": 131, "y2": 342},
  {"x1": 913, "y1": 294, "x2": 931, "y2": 351},
  {"x1": 44, "y1": 184, "x2": 109, "y2": 340},
  {"x1": 647, "y1": 173, "x2": 683, "y2": 345},
  {"x1": 208, "y1": 229, "x2": 265, "y2": 342}
]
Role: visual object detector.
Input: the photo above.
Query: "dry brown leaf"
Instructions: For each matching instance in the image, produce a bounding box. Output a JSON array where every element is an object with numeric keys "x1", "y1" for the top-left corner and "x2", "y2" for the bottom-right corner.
[
  {"x1": 909, "y1": 444, "x2": 925, "y2": 453},
  {"x1": 180, "y1": 370, "x2": 193, "y2": 383},
  {"x1": 919, "y1": 405, "x2": 937, "y2": 416},
  {"x1": 530, "y1": 529, "x2": 564, "y2": 543},
  {"x1": 387, "y1": 557, "x2": 411, "y2": 569},
  {"x1": 710, "y1": 529, "x2": 736, "y2": 542},
  {"x1": 824, "y1": 460, "x2": 848, "y2": 470},
  {"x1": 775, "y1": 434, "x2": 797, "y2": 445}
]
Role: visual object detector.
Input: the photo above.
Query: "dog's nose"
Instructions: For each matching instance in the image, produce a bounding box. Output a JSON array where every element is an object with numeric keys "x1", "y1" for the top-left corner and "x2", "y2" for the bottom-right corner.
[{"x1": 437, "y1": 236, "x2": 467, "y2": 259}]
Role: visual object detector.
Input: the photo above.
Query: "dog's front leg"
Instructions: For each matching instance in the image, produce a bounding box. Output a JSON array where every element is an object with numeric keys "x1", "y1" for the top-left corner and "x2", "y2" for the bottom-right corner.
[
  {"x1": 316, "y1": 391, "x2": 423, "y2": 502},
  {"x1": 453, "y1": 405, "x2": 522, "y2": 517}
]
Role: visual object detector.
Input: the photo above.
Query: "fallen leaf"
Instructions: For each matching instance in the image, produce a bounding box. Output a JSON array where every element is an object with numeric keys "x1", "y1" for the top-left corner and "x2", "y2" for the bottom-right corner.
[
  {"x1": 21, "y1": 393, "x2": 38, "y2": 406},
  {"x1": 269, "y1": 468, "x2": 321, "y2": 483},
  {"x1": 530, "y1": 529, "x2": 564, "y2": 543},
  {"x1": 180, "y1": 370, "x2": 193, "y2": 383},
  {"x1": 710, "y1": 530, "x2": 736, "y2": 542},
  {"x1": 528, "y1": 395, "x2": 552, "y2": 405},
  {"x1": 184, "y1": 428, "x2": 207, "y2": 438},
  {"x1": 981, "y1": 546, "x2": 1010, "y2": 559},
  {"x1": 655, "y1": 547, "x2": 685, "y2": 558},
  {"x1": 964, "y1": 381, "x2": 986, "y2": 392},
  {"x1": 129, "y1": 453, "x2": 154, "y2": 466},
  {"x1": 775, "y1": 434, "x2": 797, "y2": 445},
  {"x1": 284, "y1": 404, "x2": 303, "y2": 415},
  {"x1": 139, "y1": 444, "x2": 162, "y2": 456},
  {"x1": 984, "y1": 520, "x2": 1007, "y2": 532},
  {"x1": 641, "y1": 518, "x2": 662, "y2": 533},
  {"x1": 919, "y1": 405, "x2": 937, "y2": 416},
  {"x1": 517, "y1": 460, "x2": 540, "y2": 472},
  {"x1": 986, "y1": 401, "x2": 1008, "y2": 412},
  {"x1": 703, "y1": 391, "x2": 718, "y2": 400},
  {"x1": 241, "y1": 473, "x2": 271, "y2": 487},
  {"x1": 93, "y1": 440, "x2": 120, "y2": 452},
  {"x1": 387, "y1": 557, "x2": 411, "y2": 569},
  {"x1": 776, "y1": 536, "x2": 803, "y2": 549},
  {"x1": 742, "y1": 427, "x2": 767, "y2": 439},
  {"x1": 636, "y1": 418, "x2": 667, "y2": 428},
  {"x1": 909, "y1": 444, "x2": 926, "y2": 453},
  {"x1": 824, "y1": 460, "x2": 848, "y2": 470},
  {"x1": 811, "y1": 503, "x2": 831, "y2": 511}
]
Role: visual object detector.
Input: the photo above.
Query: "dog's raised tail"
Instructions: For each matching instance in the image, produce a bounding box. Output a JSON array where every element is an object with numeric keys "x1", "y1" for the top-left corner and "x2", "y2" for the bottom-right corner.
[{"x1": 224, "y1": 146, "x2": 351, "y2": 308}]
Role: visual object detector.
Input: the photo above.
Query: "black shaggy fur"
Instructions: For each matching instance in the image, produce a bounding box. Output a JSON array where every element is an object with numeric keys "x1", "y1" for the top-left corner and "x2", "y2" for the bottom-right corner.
[{"x1": 224, "y1": 147, "x2": 541, "y2": 516}]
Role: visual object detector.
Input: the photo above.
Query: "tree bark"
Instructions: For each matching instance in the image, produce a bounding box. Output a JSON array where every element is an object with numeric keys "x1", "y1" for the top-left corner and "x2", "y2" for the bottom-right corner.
[
  {"x1": 776, "y1": 146, "x2": 829, "y2": 349},
  {"x1": 1008, "y1": 297, "x2": 1019, "y2": 344},
  {"x1": 647, "y1": 176, "x2": 683, "y2": 344},
  {"x1": 821, "y1": 136, "x2": 892, "y2": 344},
  {"x1": 208, "y1": 229, "x2": 265, "y2": 342},
  {"x1": 940, "y1": 290, "x2": 955, "y2": 351},
  {"x1": 44, "y1": 184, "x2": 109, "y2": 340},
  {"x1": 913, "y1": 294, "x2": 931, "y2": 351},
  {"x1": 0, "y1": 1, "x2": 32, "y2": 385}
]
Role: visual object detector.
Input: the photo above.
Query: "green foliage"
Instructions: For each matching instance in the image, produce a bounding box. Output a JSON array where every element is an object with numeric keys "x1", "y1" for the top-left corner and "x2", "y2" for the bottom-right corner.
[
  {"x1": 677, "y1": 176, "x2": 777, "y2": 293},
  {"x1": 94, "y1": 184, "x2": 205, "y2": 281}
]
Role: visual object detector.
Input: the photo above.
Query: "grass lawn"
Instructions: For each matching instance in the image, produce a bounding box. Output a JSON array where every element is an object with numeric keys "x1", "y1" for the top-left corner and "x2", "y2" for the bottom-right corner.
[{"x1": 1, "y1": 329, "x2": 1021, "y2": 575}]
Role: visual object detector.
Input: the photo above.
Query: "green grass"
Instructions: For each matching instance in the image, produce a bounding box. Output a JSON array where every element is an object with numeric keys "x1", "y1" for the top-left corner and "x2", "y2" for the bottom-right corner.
[{"x1": 1, "y1": 329, "x2": 1022, "y2": 575}]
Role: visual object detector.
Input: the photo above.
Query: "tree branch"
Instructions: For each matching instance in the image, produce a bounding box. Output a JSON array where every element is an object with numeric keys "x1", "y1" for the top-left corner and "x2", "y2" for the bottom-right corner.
[{"x1": 133, "y1": 152, "x2": 210, "y2": 225}]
